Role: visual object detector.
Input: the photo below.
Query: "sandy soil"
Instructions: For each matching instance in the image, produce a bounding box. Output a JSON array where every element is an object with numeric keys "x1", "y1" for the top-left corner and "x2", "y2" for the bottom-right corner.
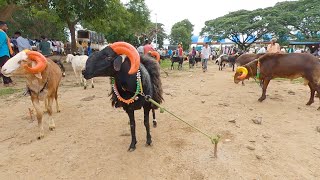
[{"x1": 0, "y1": 60, "x2": 319, "y2": 180}]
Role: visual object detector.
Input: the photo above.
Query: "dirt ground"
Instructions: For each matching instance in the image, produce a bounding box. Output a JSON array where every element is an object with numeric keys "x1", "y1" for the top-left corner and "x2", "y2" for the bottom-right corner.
[{"x1": 0, "y1": 60, "x2": 319, "y2": 179}]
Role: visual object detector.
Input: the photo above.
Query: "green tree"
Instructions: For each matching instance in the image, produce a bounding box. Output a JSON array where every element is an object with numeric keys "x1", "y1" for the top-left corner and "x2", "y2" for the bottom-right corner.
[
  {"x1": 201, "y1": 9, "x2": 284, "y2": 50},
  {"x1": 7, "y1": 8, "x2": 66, "y2": 40},
  {"x1": 201, "y1": 0, "x2": 320, "y2": 50},
  {"x1": 0, "y1": 0, "x2": 45, "y2": 21},
  {"x1": 126, "y1": 0, "x2": 150, "y2": 34},
  {"x1": 48, "y1": 0, "x2": 120, "y2": 52},
  {"x1": 136, "y1": 23, "x2": 167, "y2": 48},
  {"x1": 170, "y1": 19, "x2": 193, "y2": 50},
  {"x1": 274, "y1": 0, "x2": 320, "y2": 40},
  {"x1": 153, "y1": 23, "x2": 167, "y2": 48},
  {"x1": 84, "y1": 0, "x2": 152, "y2": 47}
]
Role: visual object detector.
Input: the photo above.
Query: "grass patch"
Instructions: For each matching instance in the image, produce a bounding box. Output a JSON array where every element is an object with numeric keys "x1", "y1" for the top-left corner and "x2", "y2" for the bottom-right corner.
[
  {"x1": 0, "y1": 88, "x2": 21, "y2": 97},
  {"x1": 160, "y1": 59, "x2": 172, "y2": 69}
]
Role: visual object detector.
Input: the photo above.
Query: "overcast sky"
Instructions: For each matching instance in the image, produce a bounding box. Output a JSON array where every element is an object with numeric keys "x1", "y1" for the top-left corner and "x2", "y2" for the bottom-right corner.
[{"x1": 121, "y1": 0, "x2": 293, "y2": 35}]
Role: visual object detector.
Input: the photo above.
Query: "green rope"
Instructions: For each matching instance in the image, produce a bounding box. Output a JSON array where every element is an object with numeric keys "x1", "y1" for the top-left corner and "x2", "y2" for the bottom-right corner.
[{"x1": 147, "y1": 98, "x2": 220, "y2": 146}]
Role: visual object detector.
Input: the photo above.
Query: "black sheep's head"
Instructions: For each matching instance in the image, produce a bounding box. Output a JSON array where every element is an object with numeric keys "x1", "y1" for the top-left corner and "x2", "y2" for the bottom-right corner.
[{"x1": 82, "y1": 42, "x2": 140, "y2": 79}]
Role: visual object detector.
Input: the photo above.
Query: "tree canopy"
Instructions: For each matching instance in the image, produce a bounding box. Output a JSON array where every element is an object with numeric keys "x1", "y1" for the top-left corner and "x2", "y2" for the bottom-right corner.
[
  {"x1": 7, "y1": 8, "x2": 66, "y2": 41},
  {"x1": 170, "y1": 19, "x2": 194, "y2": 50},
  {"x1": 0, "y1": 0, "x2": 158, "y2": 51},
  {"x1": 201, "y1": 0, "x2": 320, "y2": 50}
]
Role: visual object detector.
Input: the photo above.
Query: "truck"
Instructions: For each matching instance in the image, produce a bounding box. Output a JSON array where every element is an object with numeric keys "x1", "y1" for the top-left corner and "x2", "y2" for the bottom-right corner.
[{"x1": 77, "y1": 30, "x2": 107, "y2": 51}]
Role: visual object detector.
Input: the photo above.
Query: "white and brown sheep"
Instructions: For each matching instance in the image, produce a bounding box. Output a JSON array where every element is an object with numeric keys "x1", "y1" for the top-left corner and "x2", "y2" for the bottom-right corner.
[{"x1": 1, "y1": 50, "x2": 62, "y2": 139}]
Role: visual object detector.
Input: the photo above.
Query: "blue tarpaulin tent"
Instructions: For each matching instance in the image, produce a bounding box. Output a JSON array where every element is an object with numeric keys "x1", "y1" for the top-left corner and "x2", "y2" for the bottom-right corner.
[{"x1": 191, "y1": 35, "x2": 212, "y2": 44}]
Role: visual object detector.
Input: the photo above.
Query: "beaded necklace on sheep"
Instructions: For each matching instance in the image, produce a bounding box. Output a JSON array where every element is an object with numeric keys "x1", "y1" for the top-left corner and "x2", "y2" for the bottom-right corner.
[{"x1": 111, "y1": 69, "x2": 143, "y2": 104}]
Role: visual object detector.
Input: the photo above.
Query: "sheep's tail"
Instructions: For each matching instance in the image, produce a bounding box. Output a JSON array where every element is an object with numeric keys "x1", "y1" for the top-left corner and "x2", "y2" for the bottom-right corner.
[{"x1": 141, "y1": 55, "x2": 164, "y2": 107}]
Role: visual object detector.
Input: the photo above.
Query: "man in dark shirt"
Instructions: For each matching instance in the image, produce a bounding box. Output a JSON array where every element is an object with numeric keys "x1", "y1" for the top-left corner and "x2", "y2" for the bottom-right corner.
[{"x1": 39, "y1": 36, "x2": 51, "y2": 56}]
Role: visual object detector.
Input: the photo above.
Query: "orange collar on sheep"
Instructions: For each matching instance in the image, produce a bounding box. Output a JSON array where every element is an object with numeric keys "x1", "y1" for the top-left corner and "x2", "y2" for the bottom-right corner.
[{"x1": 110, "y1": 42, "x2": 140, "y2": 75}]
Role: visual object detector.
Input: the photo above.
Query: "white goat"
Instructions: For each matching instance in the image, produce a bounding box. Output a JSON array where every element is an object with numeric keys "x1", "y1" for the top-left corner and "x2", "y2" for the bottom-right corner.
[{"x1": 66, "y1": 54, "x2": 94, "y2": 89}]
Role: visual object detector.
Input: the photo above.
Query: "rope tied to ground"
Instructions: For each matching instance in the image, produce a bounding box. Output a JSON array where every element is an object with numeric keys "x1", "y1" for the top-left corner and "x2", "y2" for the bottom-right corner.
[{"x1": 144, "y1": 95, "x2": 221, "y2": 158}]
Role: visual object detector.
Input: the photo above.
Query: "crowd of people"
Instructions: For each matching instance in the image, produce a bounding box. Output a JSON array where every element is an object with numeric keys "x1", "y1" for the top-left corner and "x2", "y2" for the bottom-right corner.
[{"x1": 0, "y1": 21, "x2": 66, "y2": 87}]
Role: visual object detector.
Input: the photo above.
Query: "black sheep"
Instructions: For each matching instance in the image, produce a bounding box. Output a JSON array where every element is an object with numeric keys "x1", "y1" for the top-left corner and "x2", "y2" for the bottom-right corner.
[{"x1": 82, "y1": 42, "x2": 163, "y2": 151}]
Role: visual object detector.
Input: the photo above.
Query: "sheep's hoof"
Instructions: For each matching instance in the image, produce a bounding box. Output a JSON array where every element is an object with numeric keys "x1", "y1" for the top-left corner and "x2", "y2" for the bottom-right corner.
[
  {"x1": 306, "y1": 101, "x2": 314, "y2": 106},
  {"x1": 146, "y1": 139, "x2": 152, "y2": 146},
  {"x1": 84, "y1": 86, "x2": 87, "y2": 90},
  {"x1": 153, "y1": 120, "x2": 157, "y2": 128},
  {"x1": 37, "y1": 134, "x2": 44, "y2": 140},
  {"x1": 49, "y1": 126, "x2": 55, "y2": 131},
  {"x1": 128, "y1": 143, "x2": 136, "y2": 152},
  {"x1": 317, "y1": 107, "x2": 320, "y2": 111},
  {"x1": 57, "y1": 110, "x2": 61, "y2": 113},
  {"x1": 258, "y1": 96, "x2": 266, "y2": 102},
  {"x1": 92, "y1": 85, "x2": 94, "y2": 88}
]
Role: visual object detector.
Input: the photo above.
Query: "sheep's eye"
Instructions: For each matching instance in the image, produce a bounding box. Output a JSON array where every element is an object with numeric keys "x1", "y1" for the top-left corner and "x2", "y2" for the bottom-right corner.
[
  {"x1": 106, "y1": 55, "x2": 112, "y2": 61},
  {"x1": 19, "y1": 59, "x2": 27, "y2": 64}
]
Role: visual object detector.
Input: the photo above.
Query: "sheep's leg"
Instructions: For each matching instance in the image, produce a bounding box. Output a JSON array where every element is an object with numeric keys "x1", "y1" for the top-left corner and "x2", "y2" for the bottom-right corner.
[
  {"x1": 258, "y1": 77, "x2": 271, "y2": 102},
  {"x1": 73, "y1": 69, "x2": 80, "y2": 85},
  {"x1": 126, "y1": 109, "x2": 137, "y2": 151},
  {"x1": 306, "y1": 82, "x2": 315, "y2": 105},
  {"x1": 59, "y1": 62, "x2": 66, "y2": 77},
  {"x1": 55, "y1": 91, "x2": 60, "y2": 113},
  {"x1": 315, "y1": 85, "x2": 320, "y2": 110},
  {"x1": 79, "y1": 71, "x2": 84, "y2": 86},
  {"x1": 47, "y1": 97, "x2": 55, "y2": 131},
  {"x1": 32, "y1": 98, "x2": 44, "y2": 139},
  {"x1": 44, "y1": 98, "x2": 48, "y2": 113},
  {"x1": 91, "y1": 78, "x2": 94, "y2": 88},
  {"x1": 83, "y1": 74, "x2": 87, "y2": 89},
  {"x1": 171, "y1": 62, "x2": 174, "y2": 70},
  {"x1": 241, "y1": 81, "x2": 245, "y2": 86},
  {"x1": 144, "y1": 107, "x2": 152, "y2": 146},
  {"x1": 152, "y1": 109, "x2": 157, "y2": 128}
]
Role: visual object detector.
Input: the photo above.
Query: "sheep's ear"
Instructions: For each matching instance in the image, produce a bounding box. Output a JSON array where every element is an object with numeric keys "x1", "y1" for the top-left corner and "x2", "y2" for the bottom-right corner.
[
  {"x1": 113, "y1": 55, "x2": 126, "y2": 71},
  {"x1": 34, "y1": 73, "x2": 42, "y2": 79},
  {"x1": 31, "y1": 61, "x2": 42, "y2": 79}
]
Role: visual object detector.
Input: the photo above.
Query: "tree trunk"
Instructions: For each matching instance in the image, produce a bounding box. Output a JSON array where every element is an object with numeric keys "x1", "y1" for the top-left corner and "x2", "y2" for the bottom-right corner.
[
  {"x1": 67, "y1": 21, "x2": 77, "y2": 53},
  {"x1": 0, "y1": 4, "x2": 19, "y2": 21}
]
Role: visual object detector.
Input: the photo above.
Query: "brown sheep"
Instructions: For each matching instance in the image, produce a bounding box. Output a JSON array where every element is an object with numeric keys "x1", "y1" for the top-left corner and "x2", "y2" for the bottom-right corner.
[
  {"x1": 1, "y1": 50, "x2": 62, "y2": 139},
  {"x1": 234, "y1": 53, "x2": 320, "y2": 109}
]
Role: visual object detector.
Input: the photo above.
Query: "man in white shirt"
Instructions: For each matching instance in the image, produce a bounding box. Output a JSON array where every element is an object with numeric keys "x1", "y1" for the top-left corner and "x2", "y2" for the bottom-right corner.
[
  {"x1": 201, "y1": 42, "x2": 211, "y2": 72},
  {"x1": 14, "y1": 31, "x2": 31, "y2": 52},
  {"x1": 137, "y1": 44, "x2": 144, "y2": 55},
  {"x1": 257, "y1": 46, "x2": 266, "y2": 54}
]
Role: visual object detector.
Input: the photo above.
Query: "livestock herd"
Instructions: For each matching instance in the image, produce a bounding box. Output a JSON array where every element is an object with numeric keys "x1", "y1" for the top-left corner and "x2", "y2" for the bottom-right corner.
[{"x1": 1, "y1": 42, "x2": 320, "y2": 152}]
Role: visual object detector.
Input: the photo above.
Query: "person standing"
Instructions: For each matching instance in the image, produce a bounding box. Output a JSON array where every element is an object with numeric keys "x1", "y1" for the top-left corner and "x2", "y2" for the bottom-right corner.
[
  {"x1": 87, "y1": 42, "x2": 92, "y2": 56},
  {"x1": 267, "y1": 38, "x2": 281, "y2": 53},
  {"x1": 257, "y1": 46, "x2": 266, "y2": 54},
  {"x1": 78, "y1": 41, "x2": 84, "y2": 55},
  {"x1": 0, "y1": 21, "x2": 14, "y2": 86},
  {"x1": 201, "y1": 42, "x2": 211, "y2": 72},
  {"x1": 137, "y1": 43, "x2": 144, "y2": 55},
  {"x1": 312, "y1": 47, "x2": 320, "y2": 56},
  {"x1": 178, "y1": 44, "x2": 183, "y2": 57},
  {"x1": 143, "y1": 40, "x2": 155, "y2": 55},
  {"x1": 14, "y1": 31, "x2": 32, "y2": 52},
  {"x1": 39, "y1": 36, "x2": 51, "y2": 56}
]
